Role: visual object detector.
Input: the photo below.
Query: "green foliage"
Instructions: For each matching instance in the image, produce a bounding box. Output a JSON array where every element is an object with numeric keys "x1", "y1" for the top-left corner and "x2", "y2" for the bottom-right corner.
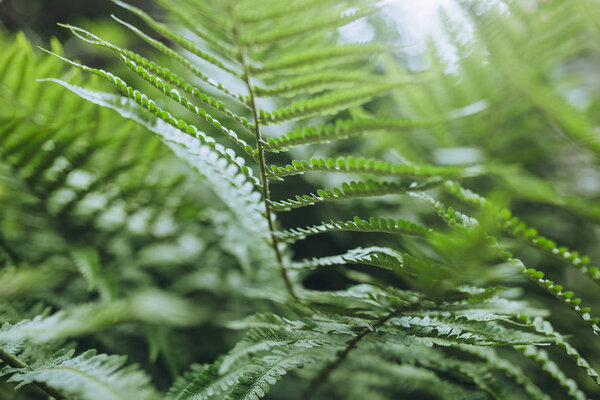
[
  {"x1": 6, "y1": 350, "x2": 160, "y2": 400},
  {"x1": 1, "y1": 0, "x2": 600, "y2": 399}
]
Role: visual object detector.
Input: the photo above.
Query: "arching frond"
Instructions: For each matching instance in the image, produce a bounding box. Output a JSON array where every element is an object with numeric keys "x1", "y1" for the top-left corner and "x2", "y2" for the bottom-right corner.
[
  {"x1": 7, "y1": 350, "x2": 160, "y2": 400},
  {"x1": 2, "y1": 0, "x2": 599, "y2": 398},
  {"x1": 275, "y1": 216, "x2": 431, "y2": 243}
]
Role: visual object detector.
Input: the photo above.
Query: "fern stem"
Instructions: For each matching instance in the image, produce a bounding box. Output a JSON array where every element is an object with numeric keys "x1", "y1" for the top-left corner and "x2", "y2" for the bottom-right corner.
[
  {"x1": 0, "y1": 346, "x2": 68, "y2": 400},
  {"x1": 230, "y1": 13, "x2": 297, "y2": 299},
  {"x1": 301, "y1": 311, "x2": 398, "y2": 399}
]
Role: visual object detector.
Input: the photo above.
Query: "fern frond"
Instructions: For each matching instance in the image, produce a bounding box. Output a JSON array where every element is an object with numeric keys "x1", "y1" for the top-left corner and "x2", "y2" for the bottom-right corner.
[
  {"x1": 518, "y1": 346, "x2": 587, "y2": 400},
  {"x1": 398, "y1": 353, "x2": 498, "y2": 399},
  {"x1": 0, "y1": 291, "x2": 201, "y2": 343},
  {"x1": 168, "y1": 0, "x2": 233, "y2": 38},
  {"x1": 168, "y1": 318, "x2": 323, "y2": 400},
  {"x1": 235, "y1": 0, "x2": 351, "y2": 24},
  {"x1": 7, "y1": 349, "x2": 160, "y2": 400},
  {"x1": 46, "y1": 54, "x2": 255, "y2": 157},
  {"x1": 263, "y1": 118, "x2": 431, "y2": 152},
  {"x1": 251, "y1": 44, "x2": 386, "y2": 74},
  {"x1": 225, "y1": 349, "x2": 315, "y2": 400},
  {"x1": 430, "y1": 295, "x2": 548, "y2": 321},
  {"x1": 165, "y1": 363, "x2": 246, "y2": 400},
  {"x1": 459, "y1": 346, "x2": 551, "y2": 400},
  {"x1": 259, "y1": 82, "x2": 411, "y2": 124},
  {"x1": 61, "y1": 24, "x2": 253, "y2": 129},
  {"x1": 227, "y1": 310, "x2": 380, "y2": 337},
  {"x1": 335, "y1": 349, "x2": 490, "y2": 400},
  {"x1": 274, "y1": 216, "x2": 431, "y2": 243},
  {"x1": 21, "y1": 126, "x2": 84, "y2": 185},
  {"x1": 520, "y1": 316, "x2": 600, "y2": 386},
  {"x1": 413, "y1": 189, "x2": 600, "y2": 335},
  {"x1": 113, "y1": 1, "x2": 240, "y2": 77},
  {"x1": 14, "y1": 0, "x2": 598, "y2": 398},
  {"x1": 118, "y1": 55, "x2": 255, "y2": 149},
  {"x1": 239, "y1": 5, "x2": 375, "y2": 47},
  {"x1": 69, "y1": 247, "x2": 100, "y2": 292},
  {"x1": 269, "y1": 179, "x2": 439, "y2": 211},
  {"x1": 225, "y1": 313, "x2": 308, "y2": 332},
  {"x1": 444, "y1": 180, "x2": 600, "y2": 286},
  {"x1": 507, "y1": 217, "x2": 600, "y2": 282},
  {"x1": 267, "y1": 157, "x2": 459, "y2": 179},
  {"x1": 110, "y1": 15, "x2": 245, "y2": 102},
  {"x1": 218, "y1": 328, "x2": 334, "y2": 374},
  {"x1": 290, "y1": 246, "x2": 405, "y2": 273},
  {"x1": 384, "y1": 315, "x2": 550, "y2": 346},
  {"x1": 409, "y1": 191, "x2": 480, "y2": 231},
  {"x1": 254, "y1": 72, "x2": 388, "y2": 98},
  {"x1": 154, "y1": 0, "x2": 239, "y2": 61},
  {"x1": 45, "y1": 80, "x2": 269, "y2": 238},
  {"x1": 515, "y1": 259, "x2": 600, "y2": 335}
]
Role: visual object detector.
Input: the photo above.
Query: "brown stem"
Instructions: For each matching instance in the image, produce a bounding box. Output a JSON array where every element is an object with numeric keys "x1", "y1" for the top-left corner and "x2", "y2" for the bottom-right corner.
[
  {"x1": 230, "y1": 13, "x2": 297, "y2": 299},
  {"x1": 302, "y1": 306, "x2": 411, "y2": 400},
  {"x1": 0, "y1": 346, "x2": 67, "y2": 400},
  {"x1": 299, "y1": 301, "x2": 432, "y2": 400}
]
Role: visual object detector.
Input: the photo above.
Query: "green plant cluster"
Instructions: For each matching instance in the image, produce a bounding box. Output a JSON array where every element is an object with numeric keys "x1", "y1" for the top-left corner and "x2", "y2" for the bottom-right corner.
[{"x1": 1, "y1": 0, "x2": 600, "y2": 399}]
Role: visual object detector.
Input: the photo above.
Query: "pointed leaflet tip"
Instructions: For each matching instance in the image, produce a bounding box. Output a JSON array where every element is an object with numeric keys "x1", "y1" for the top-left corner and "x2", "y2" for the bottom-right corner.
[
  {"x1": 112, "y1": 1, "x2": 141, "y2": 15},
  {"x1": 36, "y1": 46, "x2": 56, "y2": 57}
]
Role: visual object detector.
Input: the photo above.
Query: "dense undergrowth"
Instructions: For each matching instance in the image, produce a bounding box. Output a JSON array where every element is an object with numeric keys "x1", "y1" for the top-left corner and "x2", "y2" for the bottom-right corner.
[{"x1": 1, "y1": 0, "x2": 600, "y2": 399}]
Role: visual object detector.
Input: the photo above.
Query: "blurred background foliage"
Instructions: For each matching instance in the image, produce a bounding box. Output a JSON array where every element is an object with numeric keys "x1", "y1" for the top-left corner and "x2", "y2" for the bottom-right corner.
[
  {"x1": 0, "y1": 0, "x2": 148, "y2": 40},
  {"x1": 0, "y1": 0, "x2": 150, "y2": 65},
  {"x1": 1, "y1": 0, "x2": 600, "y2": 398}
]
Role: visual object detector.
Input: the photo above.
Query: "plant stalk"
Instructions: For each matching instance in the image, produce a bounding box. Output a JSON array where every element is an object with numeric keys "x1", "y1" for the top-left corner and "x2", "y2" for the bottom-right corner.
[
  {"x1": 0, "y1": 347, "x2": 67, "y2": 400},
  {"x1": 230, "y1": 13, "x2": 297, "y2": 299},
  {"x1": 301, "y1": 312, "x2": 396, "y2": 399}
]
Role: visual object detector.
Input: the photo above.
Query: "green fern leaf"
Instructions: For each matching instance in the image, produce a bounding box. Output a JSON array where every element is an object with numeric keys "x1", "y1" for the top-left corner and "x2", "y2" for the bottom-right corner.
[
  {"x1": 270, "y1": 179, "x2": 439, "y2": 211},
  {"x1": 263, "y1": 118, "x2": 432, "y2": 152},
  {"x1": 113, "y1": 1, "x2": 240, "y2": 77},
  {"x1": 7, "y1": 350, "x2": 160, "y2": 400},
  {"x1": 43, "y1": 80, "x2": 270, "y2": 239},
  {"x1": 519, "y1": 346, "x2": 586, "y2": 400},
  {"x1": 275, "y1": 216, "x2": 431, "y2": 243},
  {"x1": 225, "y1": 350, "x2": 315, "y2": 400},
  {"x1": 267, "y1": 156, "x2": 459, "y2": 179}
]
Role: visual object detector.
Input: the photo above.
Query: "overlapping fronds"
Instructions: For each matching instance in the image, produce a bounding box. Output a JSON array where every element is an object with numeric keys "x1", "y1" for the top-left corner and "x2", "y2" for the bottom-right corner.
[
  {"x1": 2, "y1": 0, "x2": 600, "y2": 399},
  {"x1": 5, "y1": 350, "x2": 160, "y2": 400},
  {"x1": 0, "y1": 29, "x2": 273, "y2": 399}
]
